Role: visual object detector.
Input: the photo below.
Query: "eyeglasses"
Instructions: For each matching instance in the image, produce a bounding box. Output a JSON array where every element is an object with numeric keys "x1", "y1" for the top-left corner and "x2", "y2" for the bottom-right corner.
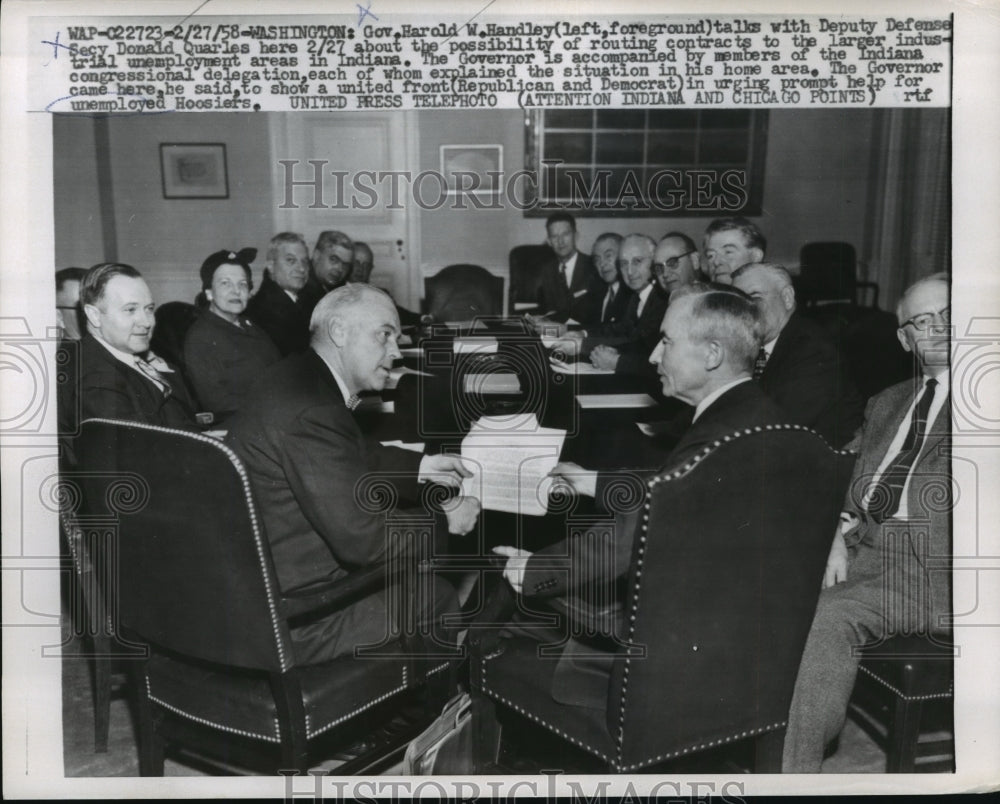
[
  {"x1": 652, "y1": 250, "x2": 698, "y2": 275},
  {"x1": 901, "y1": 306, "x2": 950, "y2": 331}
]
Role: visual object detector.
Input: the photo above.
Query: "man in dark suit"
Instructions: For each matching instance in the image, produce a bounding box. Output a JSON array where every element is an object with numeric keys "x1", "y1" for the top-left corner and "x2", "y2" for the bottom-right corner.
[
  {"x1": 783, "y1": 274, "x2": 952, "y2": 771},
  {"x1": 300, "y1": 229, "x2": 354, "y2": 311},
  {"x1": 62, "y1": 263, "x2": 198, "y2": 431},
  {"x1": 582, "y1": 234, "x2": 668, "y2": 377},
  {"x1": 588, "y1": 232, "x2": 632, "y2": 327},
  {"x1": 534, "y1": 211, "x2": 600, "y2": 323},
  {"x1": 494, "y1": 287, "x2": 787, "y2": 705},
  {"x1": 733, "y1": 262, "x2": 864, "y2": 448},
  {"x1": 226, "y1": 284, "x2": 479, "y2": 664},
  {"x1": 245, "y1": 232, "x2": 313, "y2": 355}
]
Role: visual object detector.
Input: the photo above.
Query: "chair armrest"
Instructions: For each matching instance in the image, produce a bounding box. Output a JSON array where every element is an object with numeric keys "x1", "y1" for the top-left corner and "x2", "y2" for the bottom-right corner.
[{"x1": 278, "y1": 563, "x2": 387, "y2": 619}]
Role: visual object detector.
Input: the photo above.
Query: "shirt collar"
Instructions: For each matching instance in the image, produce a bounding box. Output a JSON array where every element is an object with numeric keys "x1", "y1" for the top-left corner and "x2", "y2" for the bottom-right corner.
[
  {"x1": 315, "y1": 351, "x2": 353, "y2": 406},
  {"x1": 763, "y1": 336, "x2": 779, "y2": 358},
  {"x1": 637, "y1": 282, "x2": 654, "y2": 303},
  {"x1": 693, "y1": 377, "x2": 752, "y2": 422}
]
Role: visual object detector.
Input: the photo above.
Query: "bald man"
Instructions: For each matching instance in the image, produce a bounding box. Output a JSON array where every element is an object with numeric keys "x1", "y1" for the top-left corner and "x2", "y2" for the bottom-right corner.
[{"x1": 227, "y1": 284, "x2": 479, "y2": 663}]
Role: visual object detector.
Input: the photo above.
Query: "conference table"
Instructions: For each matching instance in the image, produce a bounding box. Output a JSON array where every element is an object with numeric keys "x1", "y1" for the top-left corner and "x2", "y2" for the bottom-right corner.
[{"x1": 352, "y1": 316, "x2": 690, "y2": 556}]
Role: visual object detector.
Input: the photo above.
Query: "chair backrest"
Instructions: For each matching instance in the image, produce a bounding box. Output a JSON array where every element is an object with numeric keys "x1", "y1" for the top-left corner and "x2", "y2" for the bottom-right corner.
[
  {"x1": 797, "y1": 242, "x2": 859, "y2": 306},
  {"x1": 609, "y1": 426, "x2": 855, "y2": 769},
  {"x1": 150, "y1": 301, "x2": 202, "y2": 370},
  {"x1": 74, "y1": 419, "x2": 293, "y2": 673},
  {"x1": 424, "y1": 264, "x2": 504, "y2": 321},
  {"x1": 508, "y1": 244, "x2": 555, "y2": 312}
]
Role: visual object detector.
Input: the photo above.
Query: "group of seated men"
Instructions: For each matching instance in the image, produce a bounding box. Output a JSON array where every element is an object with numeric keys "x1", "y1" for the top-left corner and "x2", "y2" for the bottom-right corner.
[{"x1": 56, "y1": 212, "x2": 952, "y2": 771}]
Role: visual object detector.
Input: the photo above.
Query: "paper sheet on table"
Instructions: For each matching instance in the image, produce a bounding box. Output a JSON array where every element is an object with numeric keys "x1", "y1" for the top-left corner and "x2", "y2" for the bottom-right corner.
[
  {"x1": 577, "y1": 393, "x2": 656, "y2": 409},
  {"x1": 453, "y1": 336, "x2": 498, "y2": 354},
  {"x1": 460, "y1": 414, "x2": 566, "y2": 516},
  {"x1": 379, "y1": 440, "x2": 426, "y2": 453},
  {"x1": 549, "y1": 357, "x2": 614, "y2": 376},
  {"x1": 463, "y1": 373, "x2": 522, "y2": 394},
  {"x1": 513, "y1": 302, "x2": 538, "y2": 311},
  {"x1": 385, "y1": 365, "x2": 434, "y2": 389},
  {"x1": 540, "y1": 334, "x2": 578, "y2": 350}
]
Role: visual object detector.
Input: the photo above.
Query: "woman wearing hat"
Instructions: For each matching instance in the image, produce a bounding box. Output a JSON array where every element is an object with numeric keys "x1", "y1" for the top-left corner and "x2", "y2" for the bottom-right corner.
[{"x1": 183, "y1": 249, "x2": 281, "y2": 420}]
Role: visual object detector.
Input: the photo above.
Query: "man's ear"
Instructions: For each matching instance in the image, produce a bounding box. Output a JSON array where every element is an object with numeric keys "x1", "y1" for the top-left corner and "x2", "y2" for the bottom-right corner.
[
  {"x1": 83, "y1": 303, "x2": 101, "y2": 330},
  {"x1": 750, "y1": 247, "x2": 764, "y2": 264},
  {"x1": 896, "y1": 326, "x2": 912, "y2": 354},
  {"x1": 704, "y1": 340, "x2": 724, "y2": 371},
  {"x1": 780, "y1": 284, "x2": 796, "y2": 311},
  {"x1": 690, "y1": 252, "x2": 702, "y2": 272},
  {"x1": 328, "y1": 316, "x2": 347, "y2": 347}
]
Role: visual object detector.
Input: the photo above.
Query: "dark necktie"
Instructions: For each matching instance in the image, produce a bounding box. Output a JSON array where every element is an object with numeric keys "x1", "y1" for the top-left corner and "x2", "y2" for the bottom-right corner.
[
  {"x1": 753, "y1": 347, "x2": 768, "y2": 380},
  {"x1": 867, "y1": 378, "x2": 939, "y2": 523},
  {"x1": 603, "y1": 285, "x2": 616, "y2": 321},
  {"x1": 559, "y1": 261, "x2": 569, "y2": 289}
]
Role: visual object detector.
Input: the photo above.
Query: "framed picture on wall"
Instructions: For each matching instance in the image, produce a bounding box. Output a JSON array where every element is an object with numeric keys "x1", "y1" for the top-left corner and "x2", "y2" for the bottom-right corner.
[
  {"x1": 160, "y1": 143, "x2": 229, "y2": 199},
  {"x1": 440, "y1": 144, "x2": 503, "y2": 198}
]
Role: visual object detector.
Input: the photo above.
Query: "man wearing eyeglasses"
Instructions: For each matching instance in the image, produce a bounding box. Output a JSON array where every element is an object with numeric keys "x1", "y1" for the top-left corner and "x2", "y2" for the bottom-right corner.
[
  {"x1": 783, "y1": 273, "x2": 952, "y2": 772},
  {"x1": 732, "y1": 262, "x2": 863, "y2": 448},
  {"x1": 652, "y1": 232, "x2": 704, "y2": 297}
]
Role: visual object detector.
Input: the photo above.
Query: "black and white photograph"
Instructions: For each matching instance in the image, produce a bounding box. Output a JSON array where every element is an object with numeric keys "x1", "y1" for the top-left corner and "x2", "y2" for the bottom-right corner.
[{"x1": 2, "y1": 1, "x2": 998, "y2": 799}]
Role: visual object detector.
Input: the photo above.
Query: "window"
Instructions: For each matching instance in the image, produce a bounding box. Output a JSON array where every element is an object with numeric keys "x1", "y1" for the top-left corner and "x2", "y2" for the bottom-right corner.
[{"x1": 524, "y1": 109, "x2": 768, "y2": 217}]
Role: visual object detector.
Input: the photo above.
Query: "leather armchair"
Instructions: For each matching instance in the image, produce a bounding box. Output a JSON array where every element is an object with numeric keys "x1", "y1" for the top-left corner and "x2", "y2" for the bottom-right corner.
[
  {"x1": 424, "y1": 265, "x2": 504, "y2": 322},
  {"x1": 470, "y1": 425, "x2": 856, "y2": 772},
  {"x1": 73, "y1": 419, "x2": 451, "y2": 774}
]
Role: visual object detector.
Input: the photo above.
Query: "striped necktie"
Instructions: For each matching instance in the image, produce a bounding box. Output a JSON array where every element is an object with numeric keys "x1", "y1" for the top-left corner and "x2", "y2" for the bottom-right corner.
[
  {"x1": 346, "y1": 394, "x2": 361, "y2": 411},
  {"x1": 134, "y1": 356, "x2": 171, "y2": 397},
  {"x1": 752, "y1": 347, "x2": 768, "y2": 380},
  {"x1": 867, "y1": 378, "x2": 938, "y2": 523}
]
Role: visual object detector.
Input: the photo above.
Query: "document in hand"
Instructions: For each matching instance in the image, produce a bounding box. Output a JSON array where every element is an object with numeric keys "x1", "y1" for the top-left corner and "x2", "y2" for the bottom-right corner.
[
  {"x1": 460, "y1": 413, "x2": 566, "y2": 516},
  {"x1": 453, "y1": 336, "x2": 499, "y2": 354}
]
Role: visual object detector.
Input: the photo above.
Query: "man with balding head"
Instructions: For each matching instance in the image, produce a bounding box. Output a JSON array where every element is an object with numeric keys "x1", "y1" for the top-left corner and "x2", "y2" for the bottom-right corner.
[
  {"x1": 732, "y1": 262, "x2": 863, "y2": 447},
  {"x1": 783, "y1": 273, "x2": 952, "y2": 771},
  {"x1": 563, "y1": 234, "x2": 668, "y2": 375},
  {"x1": 227, "y1": 284, "x2": 479, "y2": 663}
]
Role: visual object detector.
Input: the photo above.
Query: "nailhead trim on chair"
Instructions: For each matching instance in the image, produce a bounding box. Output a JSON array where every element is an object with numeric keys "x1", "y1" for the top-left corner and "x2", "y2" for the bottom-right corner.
[
  {"x1": 147, "y1": 677, "x2": 281, "y2": 743},
  {"x1": 86, "y1": 419, "x2": 291, "y2": 672},
  {"x1": 307, "y1": 674, "x2": 411, "y2": 739},
  {"x1": 616, "y1": 721, "x2": 787, "y2": 772},
  {"x1": 426, "y1": 661, "x2": 451, "y2": 677},
  {"x1": 613, "y1": 425, "x2": 854, "y2": 769},
  {"x1": 857, "y1": 664, "x2": 954, "y2": 701}
]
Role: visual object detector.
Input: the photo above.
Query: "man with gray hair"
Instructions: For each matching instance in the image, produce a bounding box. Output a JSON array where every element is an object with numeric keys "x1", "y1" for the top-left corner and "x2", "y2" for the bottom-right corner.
[
  {"x1": 246, "y1": 232, "x2": 313, "y2": 355},
  {"x1": 227, "y1": 283, "x2": 479, "y2": 663},
  {"x1": 732, "y1": 262, "x2": 863, "y2": 447},
  {"x1": 495, "y1": 285, "x2": 789, "y2": 707}
]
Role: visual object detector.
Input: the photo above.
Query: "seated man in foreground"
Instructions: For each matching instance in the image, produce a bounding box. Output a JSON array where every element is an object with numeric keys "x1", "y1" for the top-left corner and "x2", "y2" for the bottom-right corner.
[
  {"x1": 64, "y1": 262, "x2": 199, "y2": 430},
  {"x1": 494, "y1": 286, "x2": 788, "y2": 705},
  {"x1": 782, "y1": 273, "x2": 952, "y2": 771},
  {"x1": 226, "y1": 284, "x2": 480, "y2": 663}
]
